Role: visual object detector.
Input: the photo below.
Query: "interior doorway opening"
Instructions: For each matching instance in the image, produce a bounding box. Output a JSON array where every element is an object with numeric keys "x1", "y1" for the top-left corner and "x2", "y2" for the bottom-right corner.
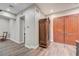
[{"x1": 20, "y1": 16, "x2": 25, "y2": 44}]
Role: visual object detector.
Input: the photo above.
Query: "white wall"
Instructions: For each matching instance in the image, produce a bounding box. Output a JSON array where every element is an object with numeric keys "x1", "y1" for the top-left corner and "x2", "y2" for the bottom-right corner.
[
  {"x1": 24, "y1": 7, "x2": 45, "y2": 48},
  {"x1": 0, "y1": 16, "x2": 9, "y2": 38},
  {"x1": 48, "y1": 8, "x2": 79, "y2": 42},
  {"x1": 0, "y1": 11, "x2": 16, "y2": 41},
  {"x1": 16, "y1": 6, "x2": 45, "y2": 48},
  {"x1": 24, "y1": 8, "x2": 36, "y2": 48},
  {"x1": 9, "y1": 19, "x2": 17, "y2": 43},
  {"x1": 14, "y1": 15, "x2": 21, "y2": 44}
]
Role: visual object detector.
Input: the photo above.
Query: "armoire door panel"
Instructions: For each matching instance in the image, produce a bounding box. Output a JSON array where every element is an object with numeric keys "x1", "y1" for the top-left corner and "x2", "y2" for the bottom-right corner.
[
  {"x1": 53, "y1": 17, "x2": 64, "y2": 43},
  {"x1": 39, "y1": 21, "x2": 46, "y2": 43},
  {"x1": 45, "y1": 20, "x2": 49, "y2": 42}
]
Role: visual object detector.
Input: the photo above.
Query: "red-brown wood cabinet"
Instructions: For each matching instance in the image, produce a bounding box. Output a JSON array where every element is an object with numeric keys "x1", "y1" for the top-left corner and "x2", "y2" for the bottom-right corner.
[
  {"x1": 53, "y1": 14, "x2": 79, "y2": 45},
  {"x1": 39, "y1": 18, "x2": 50, "y2": 48}
]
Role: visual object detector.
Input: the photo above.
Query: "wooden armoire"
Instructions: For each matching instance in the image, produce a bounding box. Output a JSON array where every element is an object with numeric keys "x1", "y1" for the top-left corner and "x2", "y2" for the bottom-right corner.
[
  {"x1": 53, "y1": 14, "x2": 79, "y2": 45},
  {"x1": 39, "y1": 18, "x2": 50, "y2": 48}
]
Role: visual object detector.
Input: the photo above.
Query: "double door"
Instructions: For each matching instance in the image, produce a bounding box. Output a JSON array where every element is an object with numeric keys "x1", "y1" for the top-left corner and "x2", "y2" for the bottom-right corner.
[{"x1": 53, "y1": 14, "x2": 79, "y2": 45}]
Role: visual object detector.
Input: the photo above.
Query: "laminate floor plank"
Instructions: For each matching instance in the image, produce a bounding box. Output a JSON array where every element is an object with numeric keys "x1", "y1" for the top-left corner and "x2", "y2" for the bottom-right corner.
[{"x1": 0, "y1": 40, "x2": 76, "y2": 56}]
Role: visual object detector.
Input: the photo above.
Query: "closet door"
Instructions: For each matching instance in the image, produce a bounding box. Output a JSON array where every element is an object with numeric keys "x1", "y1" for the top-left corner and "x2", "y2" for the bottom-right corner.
[
  {"x1": 65, "y1": 15, "x2": 78, "y2": 45},
  {"x1": 77, "y1": 14, "x2": 79, "y2": 41},
  {"x1": 53, "y1": 17, "x2": 64, "y2": 43}
]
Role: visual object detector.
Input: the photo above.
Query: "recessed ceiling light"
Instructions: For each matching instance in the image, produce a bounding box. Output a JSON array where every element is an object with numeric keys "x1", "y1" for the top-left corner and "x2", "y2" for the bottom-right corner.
[
  {"x1": 50, "y1": 9, "x2": 54, "y2": 13},
  {"x1": 50, "y1": 9, "x2": 54, "y2": 12}
]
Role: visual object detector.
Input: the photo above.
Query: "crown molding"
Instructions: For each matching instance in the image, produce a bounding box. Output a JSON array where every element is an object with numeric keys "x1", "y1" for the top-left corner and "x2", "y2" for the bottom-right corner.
[
  {"x1": 46, "y1": 6, "x2": 79, "y2": 16},
  {"x1": 16, "y1": 3, "x2": 46, "y2": 17},
  {"x1": 16, "y1": 3, "x2": 34, "y2": 15},
  {"x1": 2, "y1": 9, "x2": 16, "y2": 16},
  {"x1": 34, "y1": 4, "x2": 47, "y2": 17}
]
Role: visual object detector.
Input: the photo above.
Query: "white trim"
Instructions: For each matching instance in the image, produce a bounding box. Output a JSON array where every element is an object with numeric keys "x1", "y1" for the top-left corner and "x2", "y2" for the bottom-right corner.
[
  {"x1": 25, "y1": 44, "x2": 39, "y2": 49},
  {"x1": 10, "y1": 39, "x2": 21, "y2": 44},
  {"x1": 20, "y1": 41, "x2": 24, "y2": 44},
  {"x1": 46, "y1": 6, "x2": 79, "y2": 16},
  {"x1": 17, "y1": 4, "x2": 34, "y2": 15}
]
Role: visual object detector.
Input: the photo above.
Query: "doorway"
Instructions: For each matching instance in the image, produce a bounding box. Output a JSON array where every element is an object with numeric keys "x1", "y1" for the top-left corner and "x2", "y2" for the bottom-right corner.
[{"x1": 20, "y1": 16, "x2": 25, "y2": 44}]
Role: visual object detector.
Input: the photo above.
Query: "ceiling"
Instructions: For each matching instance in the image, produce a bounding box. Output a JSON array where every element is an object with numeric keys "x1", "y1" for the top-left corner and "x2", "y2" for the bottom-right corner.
[
  {"x1": 0, "y1": 3, "x2": 32, "y2": 14},
  {"x1": 0, "y1": 3, "x2": 79, "y2": 15},
  {"x1": 37, "y1": 3, "x2": 79, "y2": 15}
]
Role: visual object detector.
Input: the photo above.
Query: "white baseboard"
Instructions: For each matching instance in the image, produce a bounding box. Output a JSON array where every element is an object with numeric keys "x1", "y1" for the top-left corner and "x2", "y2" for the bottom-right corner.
[
  {"x1": 7, "y1": 38, "x2": 10, "y2": 40},
  {"x1": 9, "y1": 38, "x2": 39, "y2": 49},
  {"x1": 20, "y1": 41, "x2": 24, "y2": 44},
  {"x1": 9, "y1": 38, "x2": 21, "y2": 44},
  {"x1": 25, "y1": 44, "x2": 39, "y2": 49}
]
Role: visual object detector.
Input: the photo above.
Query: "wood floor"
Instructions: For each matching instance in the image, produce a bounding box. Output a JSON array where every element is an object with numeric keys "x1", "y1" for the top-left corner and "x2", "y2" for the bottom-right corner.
[{"x1": 0, "y1": 40, "x2": 76, "y2": 56}]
